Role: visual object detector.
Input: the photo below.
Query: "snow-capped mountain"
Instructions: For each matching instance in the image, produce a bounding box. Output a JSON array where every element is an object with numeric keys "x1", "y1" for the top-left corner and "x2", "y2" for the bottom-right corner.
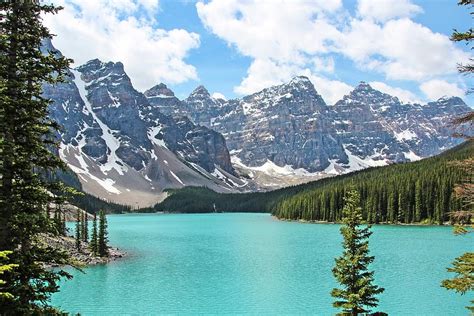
[
  {"x1": 145, "y1": 77, "x2": 471, "y2": 188},
  {"x1": 43, "y1": 45, "x2": 247, "y2": 207},
  {"x1": 43, "y1": 39, "x2": 471, "y2": 203}
]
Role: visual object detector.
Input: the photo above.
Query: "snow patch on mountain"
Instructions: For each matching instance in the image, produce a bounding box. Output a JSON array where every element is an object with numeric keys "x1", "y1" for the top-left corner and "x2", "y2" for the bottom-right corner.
[
  {"x1": 343, "y1": 145, "x2": 390, "y2": 171},
  {"x1": 394, "y1": 129, "x2": 417, "y2": 141},
  {"x1": 71, "y1": 69, "x2": 127, "y2": 176}
]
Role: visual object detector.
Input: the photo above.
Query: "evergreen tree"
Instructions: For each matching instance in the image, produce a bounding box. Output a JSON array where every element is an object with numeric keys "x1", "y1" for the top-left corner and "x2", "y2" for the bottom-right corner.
[
  {"x1": 414, "y1": 179, "x2": 423, "y2": 222},
  {"x1": 53, "y1": 205, "x2": 62, "y2": 235},
  {"x1": 62, "y1": 211, "x2": 67, "y2": 236},
  {"x1": 441, "y1": 252, "x2": 474, "y2": 312},
  {"x1": 98, "y1": 210, "x2": 109, "y2": 257},
  {"x1": 75, "y1": 210, "x2": 81, "y2": 252},
  {"x1": 89, "y1": 212, "x2": 98, "y2": 256},
  {"x1": 442, "y1": 160, "x2": 474, "y2": 311},
  {"x1": 331, "y1": 188, "x2": 384, "y2": 315},
  {"x1": 0, "y1": 1, "x2": 72, "y2": 313},
  {"x1": 0, "y1": 251, "x2": 17, "y2": 300},
  {"x1": 442, "y1": 3, "x2": 474, "y2": 311},
  {"x1": 82, "y1": 212, "x2": 88, "y2": 242}
]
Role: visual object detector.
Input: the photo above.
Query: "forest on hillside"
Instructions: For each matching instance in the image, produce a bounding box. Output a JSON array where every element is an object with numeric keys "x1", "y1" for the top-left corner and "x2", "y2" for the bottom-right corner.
[
  {"x1": 48, "y1": 168, "x2": 134, "y2": 214},
  {"x1": 156, "y1": 140, "x2": 473, "y2": 224}
]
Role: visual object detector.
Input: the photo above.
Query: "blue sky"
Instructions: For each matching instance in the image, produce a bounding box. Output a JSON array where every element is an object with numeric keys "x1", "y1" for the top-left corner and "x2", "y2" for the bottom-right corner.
[{"x1": 45, "y1": 0, "x2": 473, "y2": 105}]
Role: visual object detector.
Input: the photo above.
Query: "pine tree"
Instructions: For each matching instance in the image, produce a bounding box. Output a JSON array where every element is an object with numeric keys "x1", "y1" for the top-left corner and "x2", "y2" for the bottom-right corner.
[
  {"x1": 441, "y1": 252, "x2": 474, "y2": 312},
  {"x1": 75, "y1": 210, "x2": 81, "y2": 252},
  {"x1": 331, "y1": 188, "x2": 384, "y2": 315},
  {"x1": 89, "y1": 212, "x2": 98, "y2": 256},
  {"x1": 414, "y1": 179, "x2": 423, "y2": 222},
  {"x1": 441, "y1": 3, "x2": 474, "y2": 310},
  {"x1": 82, "y1": 212, "x2": 88, "y2": 242},
  {"x1": 0, "y1": 1, "x2": 72, "y2": 313},
  {"x1": 0, "y1": 251, "x2": 17, "y2": 300},
  {"x1": 98, "y1": 210, "x2": 109, "y2": 257},
  {"x1": 53, "y1": 205, "x2": 62, "y2": 235}
]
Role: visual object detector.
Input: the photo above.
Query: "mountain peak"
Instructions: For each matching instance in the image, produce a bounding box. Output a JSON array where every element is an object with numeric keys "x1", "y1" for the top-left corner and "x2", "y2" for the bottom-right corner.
[
  {"x1": 82, "y1": 58, "x2": 104, "y2": 68},
  {"x1": 144, "y1": 83, "x2": 175, "y2": 98},
  {"x1": 431, "y1": 96, "x2": 467, "y2": 108},
  {"x1": 335, "y1": 80, "x2": 401, "y2": 107},
  {"x1": 288, "y1": 76, "x2": 315, "y2": 90},
  {"x1": 355, "y1": 81, "x2": 373, "y2": 91},
  {"x1": 289, "y1": 75, "x2": 311, "y2": 84},
  {"x1": 189, "y1": 85, "x2": 210, "y2": 98}
]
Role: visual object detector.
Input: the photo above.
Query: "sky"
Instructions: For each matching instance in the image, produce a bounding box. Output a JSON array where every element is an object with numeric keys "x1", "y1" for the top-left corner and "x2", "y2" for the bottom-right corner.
[{"x1": 43, "y1": 0, "x2": 473, "y2": 105}]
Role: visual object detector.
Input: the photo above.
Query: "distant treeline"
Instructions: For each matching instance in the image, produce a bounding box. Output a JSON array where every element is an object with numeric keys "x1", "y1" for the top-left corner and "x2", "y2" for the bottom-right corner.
[
  {"x1": 155, "y1": 140, "x2": 473, "y2": 224},
  {"x1": 50, "y1": 168, "x2": 135, "y2": 214}
]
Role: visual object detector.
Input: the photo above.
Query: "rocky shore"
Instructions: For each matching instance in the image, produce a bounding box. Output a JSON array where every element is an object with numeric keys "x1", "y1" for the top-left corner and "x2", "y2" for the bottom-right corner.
[{"x1": 43, "y1": 234, "x2": 125, "y2": 267}]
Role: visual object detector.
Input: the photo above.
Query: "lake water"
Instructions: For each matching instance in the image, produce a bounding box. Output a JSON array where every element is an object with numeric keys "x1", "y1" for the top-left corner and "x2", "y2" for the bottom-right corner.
[{"x1": 52, "y1": 213, "x2": 473, "y2": 315}]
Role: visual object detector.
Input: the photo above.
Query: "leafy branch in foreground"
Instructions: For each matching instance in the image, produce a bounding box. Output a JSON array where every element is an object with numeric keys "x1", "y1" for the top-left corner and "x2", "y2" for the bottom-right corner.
[{"x1": 442, "y1": 2, "x2": 474, "y2": 310}]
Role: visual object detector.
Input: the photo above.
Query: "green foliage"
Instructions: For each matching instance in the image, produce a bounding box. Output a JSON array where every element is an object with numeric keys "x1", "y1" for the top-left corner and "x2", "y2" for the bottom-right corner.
[
  {"x1": 450, "y1": 0, "x2": 474, "y2": 79},
  {"x1": 441, "y1": 2, "x2": 474, "y2": 310},
  {"x1": 156, "y1": 141, "x2": 473, "y2": 226},
  {"x1": 98, "y1": 210, "x2": 109, "y2": 257},
  {"x1": 0, "y1": 251, "x2": 17, "y2": 300},
  {"x1": 331, "y1": 188, "x2": 384, "y2": 315},
  {"x1": 441, "y1": 252, "x2": 474, "y2": 312},
  {"x1": 82, "y1": 212, "x2": 88, "y2": 242},
  {"x1": 155, "y1": 186, "x2": 289, "y2": 213},
  {"x1": 89, "y1": 213, "x2": 98, "y2": 256},
  {"x1": 0, "y1": 1, "x2": 74, "y2": 313},
  {"x1": 75, "y1": 210, "x2": 81, "y2": 252},
  {"x1": 273, "y1": 141, "x2": 473, "y2": 224},
  {"x1": 52, "y1": 205, "x2": 66, "y2": 236},
  {"x1": 50, "y1": 167, "x2": 134, "y2": 214}
]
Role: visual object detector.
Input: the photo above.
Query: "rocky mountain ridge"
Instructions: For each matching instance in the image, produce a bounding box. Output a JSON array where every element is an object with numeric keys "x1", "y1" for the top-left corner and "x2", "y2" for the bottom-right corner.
[
  {"x1": 44, "y1": 40, "x2": 471, "y2": 205},
  {"x1": 147, "y1": 77, "x2": 471, "y2": 186},
  {"x1": 44, "y1": 43, "x2": 247, "y2": 207}
]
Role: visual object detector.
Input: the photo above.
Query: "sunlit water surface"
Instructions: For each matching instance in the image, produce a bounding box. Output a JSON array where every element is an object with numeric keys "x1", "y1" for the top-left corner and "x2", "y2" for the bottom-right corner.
[{"x1": 52, "y1": 213, "x2": 473, "y2": 315}]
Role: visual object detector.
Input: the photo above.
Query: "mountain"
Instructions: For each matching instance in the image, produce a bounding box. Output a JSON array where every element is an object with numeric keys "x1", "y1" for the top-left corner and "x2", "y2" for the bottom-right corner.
[
  {"x1": 145, "y1": 77, "x2": 471, "y2": 189},
  {"x1": 43, "y1": 41, "x2": 470, "y2": 206},
  {"x1": 155, "y1": 140, "x2": 474, "y2": 222},
  {"x1": 43, "y1": 44, "x2": 248, "y2": 207}
]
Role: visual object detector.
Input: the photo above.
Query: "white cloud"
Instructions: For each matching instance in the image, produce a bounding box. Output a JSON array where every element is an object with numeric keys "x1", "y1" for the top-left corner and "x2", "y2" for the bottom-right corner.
[
  {"x1": 341, "y1": 18, "x2": 470, "y2": 81},
  {"x1": 197, "y1": 0, "x2": 342, "y2": 62},
  {"x1": 197, "y1": 0, "x2": 471, "y2": 102},
  {"x1": 369, "y1": 81, "x2": 421, "y2": 104},
  {"x1": 357, "y1": 0, "x2": 423, "y2": 22},
  {"x1": 420, "y1": 80, "x2": 465, "y2": 100},
  {"x1": 197, "y1": 0, "x2": 349, "y2": 101},
  {"x1": 310, "y1": 75, "x2": 352, "y2": 105},
  {"x1": 44, "y1": 0, "x2": 200, "y2": 91}
]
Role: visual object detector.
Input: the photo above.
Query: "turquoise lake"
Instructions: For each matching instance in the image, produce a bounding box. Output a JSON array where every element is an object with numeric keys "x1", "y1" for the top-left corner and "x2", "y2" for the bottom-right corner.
[{"x1": 52, "y1": 213, "x2": 473, "y2": 315}]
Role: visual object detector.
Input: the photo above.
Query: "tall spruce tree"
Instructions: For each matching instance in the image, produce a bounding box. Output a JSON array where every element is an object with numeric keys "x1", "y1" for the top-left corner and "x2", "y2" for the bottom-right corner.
[
  {"x1": 0, "y1": 1, "x2": 73, "y2": 313},
  {"x1": 75, "y1": 210, "x2": 81, "y2": 252},
  {"x1": 98, "y1": 210, "x2": 109, "y2": 257},
  {"x1": 331, "y1": 188, "x2": 384, "y2": 315},
  {"x1": 82, "y1": 211, "x2": 88, "y2": 242},
  {"x1": 89, "y1": 212, "x2": 98, "y2": 256}
]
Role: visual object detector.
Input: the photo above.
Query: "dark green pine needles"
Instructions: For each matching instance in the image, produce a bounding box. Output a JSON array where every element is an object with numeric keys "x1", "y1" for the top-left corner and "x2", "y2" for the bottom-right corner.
[
  {"x1": 98, "y1": 210, "x2": 109, "y2": 257},
  {"x1": 89, "y1": 212, "x2": 98, "y2": 256},
  {"x1": 0, "y1": 1, "x2": 73, "y2": 313},
  {"x1": 331, "y1": 188, "x2": 384, "y2": 315}
]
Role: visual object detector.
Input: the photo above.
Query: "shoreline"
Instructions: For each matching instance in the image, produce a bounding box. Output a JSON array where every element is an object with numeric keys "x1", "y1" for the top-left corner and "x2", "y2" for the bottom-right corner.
[
  {"x1": 43, "y1": 234, "x2": 126, "y2": 267},
  {"x1": 275, "y1": 216, "x2": 453, "y2": 227}
]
